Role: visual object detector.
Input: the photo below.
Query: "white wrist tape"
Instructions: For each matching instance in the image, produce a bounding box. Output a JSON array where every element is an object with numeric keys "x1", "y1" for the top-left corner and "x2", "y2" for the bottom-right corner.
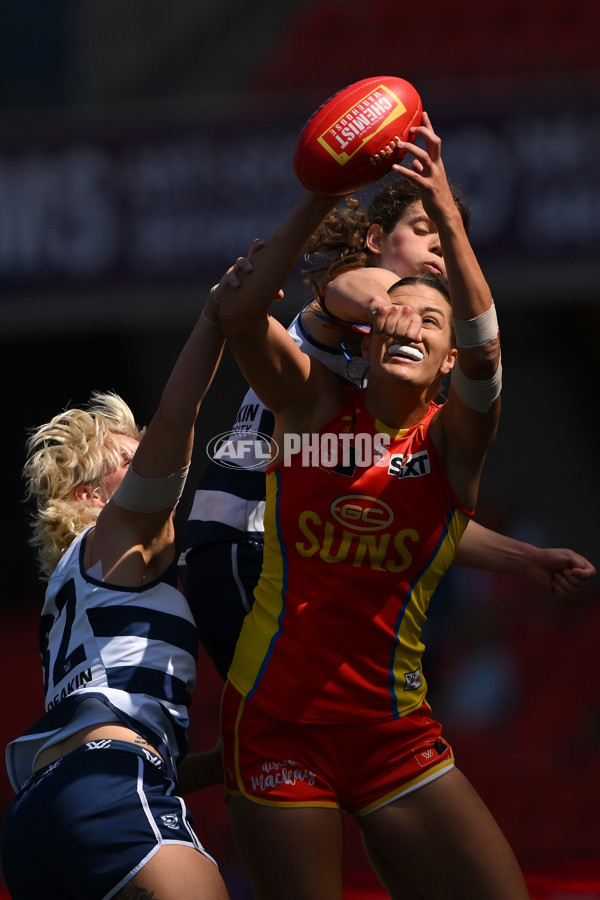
[
  {"x1": 451, "y1": 360, "x2": 502, "y2": 412},
  {"x1": 112, "y1": 463, "x2": 190, "y2": 513},
  {"x1": 453, "y1": 305, "x2": 498, "y2": 348}
]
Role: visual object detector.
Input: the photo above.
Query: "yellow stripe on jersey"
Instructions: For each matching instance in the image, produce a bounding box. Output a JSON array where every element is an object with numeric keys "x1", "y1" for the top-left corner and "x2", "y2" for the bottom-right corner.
[
  {"x1": 388, "y1": 508, "x2": 470, "y2": 717},
  {"x1": 228, "y1": 470, "x2": 286, "y2": 697}
]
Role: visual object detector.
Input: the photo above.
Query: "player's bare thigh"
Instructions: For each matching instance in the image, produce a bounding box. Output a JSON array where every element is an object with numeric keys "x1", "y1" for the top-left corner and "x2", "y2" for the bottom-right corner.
[
  {"x1": 357, "y1": 767, "x2": 529, "y2": 900},
  {"x1": 114, "y1": 844, "x2": 229, "y2": 900},
  {"x1": 228, "y1": 795, "x2": 346, "y2": 900}
]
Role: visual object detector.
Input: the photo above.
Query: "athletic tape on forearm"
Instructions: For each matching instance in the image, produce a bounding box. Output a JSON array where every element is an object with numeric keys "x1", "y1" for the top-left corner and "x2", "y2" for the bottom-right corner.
[
  {"x1": 451, "y1": 360, "x2": 502, "y2": 412},
  {"x1": 111, "y1": 463, "x2": 190, "y2": 513},
  {"x1": 453, "y1": 305, "x2": 498, "y2": 348}
]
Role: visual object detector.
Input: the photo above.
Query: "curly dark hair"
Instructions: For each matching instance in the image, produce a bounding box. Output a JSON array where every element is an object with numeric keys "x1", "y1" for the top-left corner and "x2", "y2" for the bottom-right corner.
[{"x1": 303, "y1": 177, "x2": 470, "y2": 305}]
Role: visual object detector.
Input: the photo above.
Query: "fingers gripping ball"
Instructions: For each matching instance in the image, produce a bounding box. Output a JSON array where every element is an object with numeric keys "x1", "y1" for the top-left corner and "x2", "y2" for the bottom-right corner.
[{"x1": 293, "y1": 76, "x2": 423, "y2": 195}]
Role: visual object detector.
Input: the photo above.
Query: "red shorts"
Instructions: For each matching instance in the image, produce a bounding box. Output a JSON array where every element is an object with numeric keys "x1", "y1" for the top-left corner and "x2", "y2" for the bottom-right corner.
[{"x1": 221, "y1": 681, "x2": 454, "y2": 816}]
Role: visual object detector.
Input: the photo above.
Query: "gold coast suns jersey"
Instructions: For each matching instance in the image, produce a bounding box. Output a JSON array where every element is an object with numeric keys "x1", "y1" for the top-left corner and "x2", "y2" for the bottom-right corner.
[{"x1": 228, "y1": 387, "x2": 473, "y2": 724}]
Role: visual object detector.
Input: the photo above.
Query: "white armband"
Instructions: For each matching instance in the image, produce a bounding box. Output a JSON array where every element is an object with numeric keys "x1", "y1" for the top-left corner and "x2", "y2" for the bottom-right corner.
[
  {"x1": 111, "y1": 464, "x2": 190, "y2": 513},
  {"x1": 451, "y1": 360, "x2": 502, "y2": 412},
  {"x1": 453, "y1": 305, "x2": 498, "y2": 348}
]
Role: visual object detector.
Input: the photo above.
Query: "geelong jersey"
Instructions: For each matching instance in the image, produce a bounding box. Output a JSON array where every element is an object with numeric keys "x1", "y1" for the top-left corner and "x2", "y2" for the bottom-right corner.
[
  {"x1": 184, "y1": 306, "x2": 369, "y2": 552},
  {"x1": 227, "y1": 387, "x2": 473, "y2": 724},
  {"x1": 6, "y1": 528, "x2": 198, "y2": 791}
]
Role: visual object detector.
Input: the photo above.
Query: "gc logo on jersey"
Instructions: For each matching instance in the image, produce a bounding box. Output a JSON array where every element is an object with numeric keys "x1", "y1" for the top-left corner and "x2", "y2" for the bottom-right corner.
[{"x1": 330, "y1": 495, "x2": 394, "y2": 532}]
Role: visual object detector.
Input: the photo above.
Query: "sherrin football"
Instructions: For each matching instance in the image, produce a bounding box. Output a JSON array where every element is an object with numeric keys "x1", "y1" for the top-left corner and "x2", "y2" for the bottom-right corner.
[{"x1": 293, "y1": 76, "x2": 423, "y2": 195}]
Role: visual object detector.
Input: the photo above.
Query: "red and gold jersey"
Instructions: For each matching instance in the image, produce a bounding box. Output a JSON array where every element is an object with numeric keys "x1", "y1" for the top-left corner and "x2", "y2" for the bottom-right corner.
[{"x1": 228, "y1": 387, "x2": 472, "y2": 724}]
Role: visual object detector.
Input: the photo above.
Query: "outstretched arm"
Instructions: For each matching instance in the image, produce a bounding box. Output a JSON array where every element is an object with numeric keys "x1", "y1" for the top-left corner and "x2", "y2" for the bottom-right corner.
[
  {"x1": 393, "y1": 113, "x2": 500, "y2": 510},
  {"x1": 455, "y1": 520, "x2": 596, "y2": 598},
  {"x1": 92, "y1": 288, "x2": 225, "y2": 581},
  {"x1": 219, "y1": 192, "x2": 345, "y2": 433}
]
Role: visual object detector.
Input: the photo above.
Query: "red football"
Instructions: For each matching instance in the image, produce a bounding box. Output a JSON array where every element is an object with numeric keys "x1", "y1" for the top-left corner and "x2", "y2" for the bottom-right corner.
[{"x1": 293, "y1": 76, "x2": 423, "y2": 195}]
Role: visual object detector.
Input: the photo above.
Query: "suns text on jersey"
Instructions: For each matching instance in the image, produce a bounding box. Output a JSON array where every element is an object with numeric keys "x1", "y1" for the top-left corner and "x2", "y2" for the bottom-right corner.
[{"x1": 296, "y1": 510, "x2": 417, "y2": 572}]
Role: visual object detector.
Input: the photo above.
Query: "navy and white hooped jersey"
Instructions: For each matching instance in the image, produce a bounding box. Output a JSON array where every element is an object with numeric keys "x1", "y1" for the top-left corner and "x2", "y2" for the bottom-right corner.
[
  {"x1": 184, "y1": 306, "x2": 370, "y2": 553},
  {"x1": 6, "y1": 528, "x2": 198, "y2": 792}
]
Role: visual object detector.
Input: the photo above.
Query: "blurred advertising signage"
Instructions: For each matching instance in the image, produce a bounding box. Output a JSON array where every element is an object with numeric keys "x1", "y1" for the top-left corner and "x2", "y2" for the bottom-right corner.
[
  {"x1": 0, "y1": 125, "x2": 301, "y2": 289},
  {"x1": 0, "y1": 111, "x2": 598, "y2": 289}
]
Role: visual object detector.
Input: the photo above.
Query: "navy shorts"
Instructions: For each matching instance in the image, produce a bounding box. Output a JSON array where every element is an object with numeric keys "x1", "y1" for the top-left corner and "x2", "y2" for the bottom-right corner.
[
  {"x1": 1, "y1": 739, "x2": 217, "y2": 900},
  {"x1": 184, "y1": 539, "x2": 263, "y2": 678}
]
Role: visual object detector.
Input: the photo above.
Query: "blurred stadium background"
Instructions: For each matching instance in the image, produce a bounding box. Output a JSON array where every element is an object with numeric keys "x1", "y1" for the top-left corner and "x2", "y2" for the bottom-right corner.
[{"x1": 1, "y1": 1, "x2": 599, "y2": 896}]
